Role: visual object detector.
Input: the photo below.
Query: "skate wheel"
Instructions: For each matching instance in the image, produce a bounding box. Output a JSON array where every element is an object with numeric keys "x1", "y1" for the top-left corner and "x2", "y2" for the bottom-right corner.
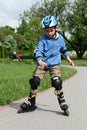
[
  {"x1": 29, "y1": 106, "x2": 37, "y2": 111},
  {"x1": 64, "y1": 109, "x2": 69, "y2": 116},
  {"x1": 17, "y1": 108, "x2": 24, "y2": 113},
  {"x1": 17, "y1": 106, "x2": 37, "y2": 114}
]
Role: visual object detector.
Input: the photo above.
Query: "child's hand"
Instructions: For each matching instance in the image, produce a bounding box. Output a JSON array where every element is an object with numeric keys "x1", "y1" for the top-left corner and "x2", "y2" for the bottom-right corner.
[
  {"x1": 38, "y1": 60, "x2": 47, "y2": 68},
  {"x1": 66, "y1": 56, "x2": 75, "y2": 67},
  {"x1": 68, "y1": 59, "x2": 74, "y2": 67}
]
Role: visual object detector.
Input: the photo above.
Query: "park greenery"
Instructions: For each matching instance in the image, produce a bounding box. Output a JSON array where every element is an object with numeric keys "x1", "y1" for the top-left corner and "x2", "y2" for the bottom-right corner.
[
  {"x1": 0, "y1": 0, "x2": 87, "y2": 60},
  {"x1": 0, "y1": 60, "x2": 76, "y2": 106},
  {"x1": 0, "y1": 0, "x2": 87, "y2": 106},
  {"x1": 0, "y1": 59, "x2": 87, "y2": 106}
]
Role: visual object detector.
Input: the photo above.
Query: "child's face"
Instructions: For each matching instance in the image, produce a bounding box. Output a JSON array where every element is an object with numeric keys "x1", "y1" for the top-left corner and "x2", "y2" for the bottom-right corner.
[{"x1": 45, "y1": 27, "x2": 56, "y2": 38}]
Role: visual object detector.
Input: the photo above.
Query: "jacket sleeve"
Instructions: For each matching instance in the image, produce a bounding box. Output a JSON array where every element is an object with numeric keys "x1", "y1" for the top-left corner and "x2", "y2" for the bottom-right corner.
[
  {"x1": 35, "y1": 39, "x2": 44, "y2": 61},
  {"x1": 60, "y1": 36, "x2": 69, "y2": 57}
]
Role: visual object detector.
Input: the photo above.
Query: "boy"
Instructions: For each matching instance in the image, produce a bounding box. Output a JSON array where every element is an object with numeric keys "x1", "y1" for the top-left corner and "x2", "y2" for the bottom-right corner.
[{"x1": 18, "y1": 15, "x2": 74, "y2": 115}]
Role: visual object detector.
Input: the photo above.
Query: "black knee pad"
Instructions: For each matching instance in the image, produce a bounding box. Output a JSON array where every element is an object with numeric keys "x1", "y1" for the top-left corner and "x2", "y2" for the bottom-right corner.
[
  {"x1": 51, "y1": 76, "x2": 62, "y2": 90},
  {"x1": 29, "y1": 76, "x2": 40, "y2": 89}
]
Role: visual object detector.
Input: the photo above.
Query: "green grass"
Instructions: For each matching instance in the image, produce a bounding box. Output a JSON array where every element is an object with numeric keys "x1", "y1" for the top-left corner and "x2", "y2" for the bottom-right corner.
[
  {"x1": 0, "y1": 62, "x2": 31, "y2": 105},
  {"x1": 0, "y1": 60, "x2": 77, "y2": 106},
  {"x1": 61, "y1": 59, "x2": 87, "y2": 66},
  {"x1": 0, "y1": 58, "x2": 87, "y2": 106}
]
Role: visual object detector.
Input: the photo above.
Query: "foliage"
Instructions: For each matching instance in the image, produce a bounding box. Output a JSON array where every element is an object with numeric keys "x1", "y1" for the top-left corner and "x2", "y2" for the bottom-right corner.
[
  {"x1": 65, "y1": 0, "x2": 87, "y2": 59},
  {"x1": 24, "y1": 17, "x2": 44, "y2": 51},
  {"x1": 17, "y1": 19, "x2": 28, "y2": 35},
  {"x1": 17, "y1": 0, "x2": 70, "y2": 52},
  {"x1": 0, "y1": 26, "x2": 15, "y2": 58},
  {"x1": 4, "y1": 35, "x2": 17, "y2": 51},
  {"x1": 0, "y1": 26, "x2": 29, "y2": 58},
  {"x1": 18, "y1": 0, "x2": 87, "y2": 59},
  {"x1": 0, "y1": 0, "x2": 87, "y2": 59}
]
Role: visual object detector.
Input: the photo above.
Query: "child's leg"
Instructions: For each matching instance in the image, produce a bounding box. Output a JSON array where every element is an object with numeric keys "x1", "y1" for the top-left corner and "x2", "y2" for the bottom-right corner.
[
  {"x1": 50, "y1": 66, "x2": 68, "y2": 110},
  {"x1": 20, "y1": 66, "x2": 46, "y2": 111},
  {"x1": 20, "y1": 76, "x2": 40, "y2": 110},
  {"x1": 54, "y1": 89, "x2": 68, "y2": 110}
]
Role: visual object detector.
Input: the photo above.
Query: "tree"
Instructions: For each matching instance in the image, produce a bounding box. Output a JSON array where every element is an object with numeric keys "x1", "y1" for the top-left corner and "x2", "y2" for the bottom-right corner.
[
  {"x1": 4, "y1": 35, "x2": 17, "y2": 52},
  {"x1": 18, "y1": 0, "x2": 87, "y2": 59},
  {"x1": 17, "y1": 19, "x2": 28, "y2": 35},
  {"x1": 24, "y1": 17, "x2": 44, "y2": 52},
  {"x1": 18, "y1": 0, "x2": 68, "y2": 53},
  {"x1": 13, "y1": 33, "x2": 25, "y2": 51},
  {"x1": 59, "y1": 0, "x2": 87, "y2": 59},
  {"x1": 0, "y1": 26, "x2": 15, "y2": 60},
  {"x1": 0, "y1": 26, "x2": 14, "y2": 42}
]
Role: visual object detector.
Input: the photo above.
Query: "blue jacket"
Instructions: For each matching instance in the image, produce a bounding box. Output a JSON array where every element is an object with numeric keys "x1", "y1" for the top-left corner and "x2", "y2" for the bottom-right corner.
[{"x1": 35, "y1": 33, "x2": 69, "y2": 68}]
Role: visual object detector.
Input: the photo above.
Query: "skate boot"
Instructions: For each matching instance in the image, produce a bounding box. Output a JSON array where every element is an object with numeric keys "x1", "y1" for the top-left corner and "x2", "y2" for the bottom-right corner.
[
  {"x1": 17, "y1": 92, "x2": 37, "y2": 113},
  {"x1": 57, "y1": 91, "x2": 69, "y2": 116}
]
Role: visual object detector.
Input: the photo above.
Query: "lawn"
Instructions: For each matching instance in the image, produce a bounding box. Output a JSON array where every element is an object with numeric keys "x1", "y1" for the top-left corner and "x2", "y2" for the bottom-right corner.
[
  {"x1": 61, "y1": 59, "x2": 87, "y2": 66},
  {"x1": 0, "y1": 59, "x2": 78, "y2": 106}
]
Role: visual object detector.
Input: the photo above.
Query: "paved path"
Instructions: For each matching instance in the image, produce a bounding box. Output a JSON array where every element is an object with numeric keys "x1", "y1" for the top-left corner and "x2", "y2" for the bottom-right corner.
[{"x1": 0, "y1": 66, "x2": 87, "y2": 130}]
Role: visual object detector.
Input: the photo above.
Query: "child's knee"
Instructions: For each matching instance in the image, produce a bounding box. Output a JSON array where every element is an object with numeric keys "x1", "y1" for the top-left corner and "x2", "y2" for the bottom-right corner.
[
  {"x1": 29, "y1": 76, "x2": 40, "y2": 89},
  {"x1": 51, "y1": 76, "x2": 62, "y2": 90}
]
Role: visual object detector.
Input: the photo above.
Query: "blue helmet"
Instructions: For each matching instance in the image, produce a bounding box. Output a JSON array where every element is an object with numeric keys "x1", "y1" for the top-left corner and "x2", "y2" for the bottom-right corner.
[{"x1": 41, "y1": 15, "x2": 58, "y2": 28}]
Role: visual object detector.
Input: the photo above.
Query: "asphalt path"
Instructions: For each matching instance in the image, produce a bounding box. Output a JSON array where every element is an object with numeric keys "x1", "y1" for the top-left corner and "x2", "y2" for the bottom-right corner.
[{"x1": 0, "y1": 66, "x2": 87, "y2": 130}]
